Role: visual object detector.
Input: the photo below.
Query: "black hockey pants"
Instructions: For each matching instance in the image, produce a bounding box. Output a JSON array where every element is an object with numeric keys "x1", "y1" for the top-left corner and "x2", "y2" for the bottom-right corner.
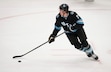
[{"x1": 66, "y1": 28, "x2": 88, "y2": 49}]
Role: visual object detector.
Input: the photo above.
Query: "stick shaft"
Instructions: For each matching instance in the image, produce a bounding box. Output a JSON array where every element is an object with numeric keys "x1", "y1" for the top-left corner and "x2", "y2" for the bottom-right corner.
[{"x1": 13, "y1": 32, "x2": 65, "y2": 58}]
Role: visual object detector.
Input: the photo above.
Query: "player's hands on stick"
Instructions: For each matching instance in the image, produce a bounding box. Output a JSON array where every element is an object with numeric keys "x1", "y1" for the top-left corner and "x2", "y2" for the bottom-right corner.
[{"x1": 48, "y1": 34, "x2": 55, "y2": 43}]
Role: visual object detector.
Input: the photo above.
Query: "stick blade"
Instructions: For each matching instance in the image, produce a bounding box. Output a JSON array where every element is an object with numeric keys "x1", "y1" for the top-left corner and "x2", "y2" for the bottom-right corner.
[{"x1": 13, "y1": 55, "x2": 22, "y2": 59}]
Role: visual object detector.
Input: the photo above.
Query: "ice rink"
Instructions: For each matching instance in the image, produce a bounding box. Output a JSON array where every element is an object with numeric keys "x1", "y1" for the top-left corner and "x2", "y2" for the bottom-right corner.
[{"x1": 0, "y1": 0, "x2": 111, "y2": 72}]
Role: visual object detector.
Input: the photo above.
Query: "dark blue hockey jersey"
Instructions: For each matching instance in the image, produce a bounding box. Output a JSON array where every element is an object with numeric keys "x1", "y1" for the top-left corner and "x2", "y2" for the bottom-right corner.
[{"x1": 52, "y1": 11, "x2": 84, "y2": 36}]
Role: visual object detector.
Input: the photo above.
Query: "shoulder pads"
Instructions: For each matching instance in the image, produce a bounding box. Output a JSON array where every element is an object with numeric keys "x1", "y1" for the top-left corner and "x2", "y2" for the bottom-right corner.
[{"x1": 70, "y1": 11, "x2": 75, "y2": 15}]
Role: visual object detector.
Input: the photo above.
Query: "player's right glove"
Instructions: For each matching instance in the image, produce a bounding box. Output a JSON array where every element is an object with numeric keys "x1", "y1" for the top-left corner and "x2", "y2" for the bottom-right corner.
[{"x1": 48, "y1": 34, "x2": 56, "y2": 43}]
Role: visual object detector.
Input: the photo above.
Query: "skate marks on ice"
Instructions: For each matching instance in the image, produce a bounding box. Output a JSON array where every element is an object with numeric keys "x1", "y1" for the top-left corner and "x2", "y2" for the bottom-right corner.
[
  {"x1": 0, "y1": 10, "x2": 56, "y2": 20},
  {"x1": 50, "y1": 48, "x2": 102, "y2": 63},
  {"x1": 38, "y1": 55, "x2": 103, "y2": 72}
]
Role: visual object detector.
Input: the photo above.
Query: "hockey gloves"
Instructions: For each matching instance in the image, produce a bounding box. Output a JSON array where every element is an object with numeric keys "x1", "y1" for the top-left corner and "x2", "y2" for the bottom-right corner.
[{"x1": 48, "y1": 34, "x2": 56, "y2": 43}]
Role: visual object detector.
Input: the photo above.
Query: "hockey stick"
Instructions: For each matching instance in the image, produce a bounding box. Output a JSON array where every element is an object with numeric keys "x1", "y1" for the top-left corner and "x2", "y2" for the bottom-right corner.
[{"x1": 13, "y1": 32, "x2": 65, "y2": 59}]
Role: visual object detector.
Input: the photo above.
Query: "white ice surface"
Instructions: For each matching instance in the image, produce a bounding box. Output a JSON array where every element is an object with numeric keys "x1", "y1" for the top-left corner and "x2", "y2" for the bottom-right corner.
[{"x1": 0, "y1": 0, "x2": 111, "y2": 72}]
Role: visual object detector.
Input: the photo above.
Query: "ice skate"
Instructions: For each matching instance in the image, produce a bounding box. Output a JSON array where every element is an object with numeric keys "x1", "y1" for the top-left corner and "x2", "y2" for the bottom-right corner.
[{"x1": 86, "y1": 51, "x2": 99, "y2": 60}]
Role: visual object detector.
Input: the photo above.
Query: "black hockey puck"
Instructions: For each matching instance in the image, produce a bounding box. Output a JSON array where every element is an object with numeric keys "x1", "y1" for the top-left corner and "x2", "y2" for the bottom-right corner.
[{"x1": 18, "y1": 60, "x2": 21, "y2": 63}]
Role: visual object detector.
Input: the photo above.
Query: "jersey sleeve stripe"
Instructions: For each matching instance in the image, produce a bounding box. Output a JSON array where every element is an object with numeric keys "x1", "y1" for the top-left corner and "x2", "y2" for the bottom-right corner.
[
  {"x1": 76, "y1": 19, "x2": 84, "y2": 24},
  {"x1": 55, "y1": 25, "x2": 61, "y2": 31}
]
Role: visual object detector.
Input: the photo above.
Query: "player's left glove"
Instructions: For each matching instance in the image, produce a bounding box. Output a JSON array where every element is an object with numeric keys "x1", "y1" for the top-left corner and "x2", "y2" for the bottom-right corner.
[{"x1": 48, "y1": 34, "x2": 56, "y2": 43}]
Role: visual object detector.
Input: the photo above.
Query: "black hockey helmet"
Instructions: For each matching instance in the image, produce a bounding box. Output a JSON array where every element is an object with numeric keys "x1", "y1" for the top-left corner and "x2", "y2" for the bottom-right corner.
[{"x1": 59, "y1": 4, "x2": 69, "y2": 12}]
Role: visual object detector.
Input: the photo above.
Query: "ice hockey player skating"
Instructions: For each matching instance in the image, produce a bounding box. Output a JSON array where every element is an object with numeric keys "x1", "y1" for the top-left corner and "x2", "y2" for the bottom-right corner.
[{"x1": 48, "y1": 4, "x2": 98, "y2": 60}]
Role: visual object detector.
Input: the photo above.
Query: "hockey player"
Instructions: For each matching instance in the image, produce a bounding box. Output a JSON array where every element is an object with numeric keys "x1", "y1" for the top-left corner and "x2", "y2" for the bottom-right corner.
[{"x1": 48, "y1": 4, "x2": 98, "y2": 60}]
